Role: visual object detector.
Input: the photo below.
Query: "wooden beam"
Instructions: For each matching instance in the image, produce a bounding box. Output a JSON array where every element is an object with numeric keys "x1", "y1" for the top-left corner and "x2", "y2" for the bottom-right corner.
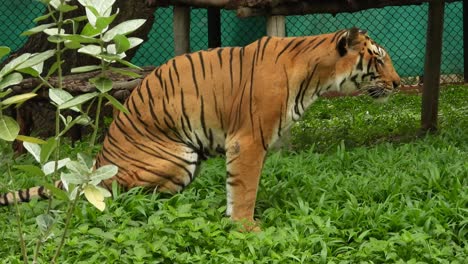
[
  {"x1": 266, "y1": 16, "x2": 286, "y2": 37},
  {"x1": 173, "y1": 6, "x2": 191, "y2": 55},
  {"x1": 421, "y1": 0, "x2": 445, "y2": 132},
  {"x1": 236, "y1": 0, "x2": 438, "y2": 17},
  {"x1": 208, "y1": 7, "x2": 221, "y2": 48},
  {"x1": 464, "y1": 0, "x2": 468, "y2": 83}
]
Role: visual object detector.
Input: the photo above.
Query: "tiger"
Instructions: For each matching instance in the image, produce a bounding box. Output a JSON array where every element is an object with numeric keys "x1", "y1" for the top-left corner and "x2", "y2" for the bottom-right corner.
[{"x1": 1, "y1": 27, "x2": 400, "y2": 226}]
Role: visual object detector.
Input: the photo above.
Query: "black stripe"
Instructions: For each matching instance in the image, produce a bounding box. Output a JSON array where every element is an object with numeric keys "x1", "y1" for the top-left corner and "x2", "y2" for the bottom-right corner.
[
  {"x1": 18, "y1": 189, "x2": 30, "y2": 202},
  {"x1": 277, "y1": 104, "x2": 284, "y2": 138},
  {"x1": 312, "y1": 38, "x2": 326, "y2": 49},
  {"x1": 168, "y1": 68, "x2": 176, "y2": 97},
  {"x1": 185, "y1": 54, "x2": 200, "y2": 97},
  {"x1": 330, "y1": 30, "x2": 346, "y2": 43},
  {"x1": 180, "y1": 88, "x2": 192, "y2": 132},
  {"x1": 217, "y1": 48, "x2": 223, "y2": 67},
  {"x1": 238, "y1": 47, "x2": 243, "y2": 90},
  {"x1": 172, "y1": 59, "x2": 180, "y2": 83},
  {"x1": 258, "y1": 118, "x2": 268, "y2": 151},
  {"x1": 260, "y1": 36, "x2": 272, "y2": 61},
  {"x1": 255, "y1": 38, "x2": 263, "y2": 64},
  {"x1": 249, "y1": 50, "x2": 257, "y2": 132},
  {"x1": 275, "y1": 39, "x2": 296, "y2": 63},
  {"x1": 197, "y1": 52, "x2": 206, "y2": 80},
  {"x1": 199, "y1": 97, "x2": 209, "y2": 140},
  {"x1": 289, "y1": 38, "x2": 306, "y2": 53},
  {"x1": 1, "y1": 193, "x2": 9, "y2": 205},
  {"x1": 229, "y1": 48, "x2": 234, "y2": 94},
  {"x1": 38, "y1": 186, "x2": 49, "y2": 199},
  {"x1": 356, "y1": 52, "x2": 364, "y2": 71}
]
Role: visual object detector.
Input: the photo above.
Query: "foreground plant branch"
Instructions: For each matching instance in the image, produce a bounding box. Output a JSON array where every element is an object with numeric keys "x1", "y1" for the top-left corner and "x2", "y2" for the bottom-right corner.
[{"x1": 9, "y1": 66, "x2": 155, "y2": 98}]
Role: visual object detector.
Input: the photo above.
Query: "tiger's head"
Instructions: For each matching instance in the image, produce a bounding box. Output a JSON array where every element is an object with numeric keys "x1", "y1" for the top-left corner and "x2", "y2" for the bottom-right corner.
[{"x1": 334, "y1": 27, "x2": 400, "y2": 101}]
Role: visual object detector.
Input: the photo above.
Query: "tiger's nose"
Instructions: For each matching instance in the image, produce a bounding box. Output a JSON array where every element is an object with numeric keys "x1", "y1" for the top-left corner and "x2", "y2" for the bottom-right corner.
[{"x1": 392, "y1": 80, "x2": 400, "y2": 90}]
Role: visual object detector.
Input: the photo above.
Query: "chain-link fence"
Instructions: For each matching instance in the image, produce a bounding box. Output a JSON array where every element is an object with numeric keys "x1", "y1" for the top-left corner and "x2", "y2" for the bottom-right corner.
[{"x1": 1, "y1": 1, "x2": 464, "y2": 85}]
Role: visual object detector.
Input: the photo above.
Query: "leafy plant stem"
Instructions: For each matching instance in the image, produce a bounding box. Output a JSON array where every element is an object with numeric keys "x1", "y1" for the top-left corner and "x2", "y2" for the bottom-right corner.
[
  {"x1": 7, "y1": 164, "x2": 28, "y2": 264},
  {"x1": 51, "y1": 186, "x2": 82, "y2": 264},
  {"x1": 90, "y1": 95, "x2": 103, "y2": 147}
]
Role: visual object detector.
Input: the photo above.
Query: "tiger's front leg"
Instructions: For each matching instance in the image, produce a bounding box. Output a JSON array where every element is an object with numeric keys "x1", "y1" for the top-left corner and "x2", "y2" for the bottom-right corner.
[{"x1": 225, "y1": 137, "x2": 267, "y2": 229}]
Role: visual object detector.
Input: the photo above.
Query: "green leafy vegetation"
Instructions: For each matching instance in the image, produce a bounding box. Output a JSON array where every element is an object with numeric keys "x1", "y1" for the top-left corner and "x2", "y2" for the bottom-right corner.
[{"x1": 1, "y1": 85, "x2": 466, "y2": 263}]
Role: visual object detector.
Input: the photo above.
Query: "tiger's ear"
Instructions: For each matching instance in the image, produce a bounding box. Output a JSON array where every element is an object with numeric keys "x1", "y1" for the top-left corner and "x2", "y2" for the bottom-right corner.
[{"x1": 336, "y1": 27, "x2": 365, "y2": 56}]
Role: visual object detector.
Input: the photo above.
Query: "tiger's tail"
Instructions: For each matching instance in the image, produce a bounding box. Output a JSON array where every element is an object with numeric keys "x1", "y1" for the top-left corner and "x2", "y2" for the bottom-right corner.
[{"x1": 0, "y1": 180, "x2": 63, "y2": 206}]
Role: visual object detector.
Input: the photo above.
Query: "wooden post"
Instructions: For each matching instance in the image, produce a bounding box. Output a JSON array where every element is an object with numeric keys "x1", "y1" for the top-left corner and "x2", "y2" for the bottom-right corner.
[
  {"x1": 266, "y1": 15, "x2": 286, "y2": 37},
  {"x1": 464, "y1": 0, "x2": 468, "y2": 83},
  {"x1": 421, "y1": 0, "x2": 445, "y2": 132},
  {"x1": 173, "y1": 6, "x2": 191, "y2": 55},
  {"x1": 208, "y1": 7, "x2": 221, "y2": 48}
]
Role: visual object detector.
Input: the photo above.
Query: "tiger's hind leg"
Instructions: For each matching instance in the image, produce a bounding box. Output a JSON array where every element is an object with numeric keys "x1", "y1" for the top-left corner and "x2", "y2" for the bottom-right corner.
[
  {"x1": 100, "y1": 140, "x2": 201, "y2": 194},
  {"x1": 224, "y1": 137, "x2": 267, "y2": 226}
]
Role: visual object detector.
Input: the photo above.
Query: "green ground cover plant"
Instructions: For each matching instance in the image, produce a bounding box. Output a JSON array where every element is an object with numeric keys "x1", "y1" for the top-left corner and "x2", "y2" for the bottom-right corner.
[{"x1": 1, "y1": 85, "x2": 467, "y2": 263}]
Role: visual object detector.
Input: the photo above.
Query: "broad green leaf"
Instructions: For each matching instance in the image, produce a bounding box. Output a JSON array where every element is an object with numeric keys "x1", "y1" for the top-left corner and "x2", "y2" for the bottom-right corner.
[
  {"x1": 91, "y1": 76, "x2": 112, "y2": 93},
  {"x1": 59, "y1": 92, "x2": 99, "y2": 110},
  {"x1": 0, "y1": 46, "x2": 10, "y2": 60},
  {"x1": 43, "y1": 28, "x2": 66, "y2": 36},
  {"x1": 78, "y1": 0, "x2": 115, "y2": 17},
  {"x1": 71, "y1": 65, "x2": 101, "y2": 73},
  {"x1": 66, "y1": 160, "x2": 90, "y2": 175},
  {"x1": 17, "y1": 67, "x2": 40, "y2": 77},
  {"x1": 97, "y1": 51, "x2": 125, "y2": 62},
  {"x1": 0, "y1": 88, "x2": 13, "y2": 99},
  {"x1": 0, "y1": 53, "x2": 31, "y2": 77},
  {"x1": 81, "y1": 23, "x2": 102, "y2": 37},
  {"x1": 81, "y1": 5, "x2": 99, "y2": 27},
  {"x1": 43, "y1": 182, "x2": 69, "y2": 201},
  {"x1": 61, "y1": 34, "x2": 100, "y2": 44},
  {"x1": 15, "y1": 135, "x2": 46, "y2": 144},
  {"x1": 127, "y1": 37, "x2": 144, "y2": 49},
  {"x1": 61, "y1": 172, "x2": 86, "y2": 185},
  {"x1": 78, "y1": 45, "x2": 101, "y2": 56},
  {"x1": 33, "y1": 13, "x2": 53, "y2": 23},
  {"x1": 40, "y1": 137, "x2": 57, "y2": 164},
  {"x1": 2, "y1": 93, "x2": 36, "y2": 106},
  {"x1": 84, "y1": 184, "x2": 106, "y2": 211},
  {"x1": 23, "y1": 142, "x2": 41, "y2": 163},
  {"x1": 0, "y1": 73, "x2": 23, "y2": 91},
  {"x1": 58, "y1": 4, "x2": 78, "y2": 12},
  {"x1": 46, "y1": 60, "x2": 62, "y2": 77},
  {"x1": 0, "y1": 116, "x2": 20, "y2": 141},
  {"x1": 113, "y1": 34, "x2": 130, "y2": 54},
  {"x1": 103, "y1": 93, "x2": 129, "y2": 114},
  {"x1": 95, "y1": 12, "x2": 118, "y2": 30},
  {"x1": 13, "y1": 164, "x2": 45, "y2": 178},
  {"x1": 49, "y1": 0, "x2": 61, "y2": 9},
  {"x1": 47, "y1": 35, "x2": 65, "y2": 44},
  {"x1": 109, "y1": 67, "x2": 141, "y2": 78},
  {"x1": 22, "y1": 23, "x2": 55, "y2": 36},
  {"x1": 49, "y1": 89, "x2": 79, "y2": 112},
  {"x1": 78, "y1": 152, "x2": 94, "y2": 169},
  {"x1": 116, "y1": 58, "x2": 142, "y2": 70},
  {"x1": 64, "y1": 40, "x2": 82, "y2": 50},
  {"x1": 90, "y1": 164, "x2": 118, "y2": 182},
  {"x1": 36, "y1": 214, "x2": 55, "y2": 234},
  {"x1": 43, "y1": 158, "x2": 71, "y2": 175},
  {"x1": 16, "y1": 50, "x2": 55, "y2": 70},
  {"x1": 74, "y1": 114, "x2": 92, "y2": 125},
  {"x1": 102, "y1": 19, "x2": 146, "y2": 42}
]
